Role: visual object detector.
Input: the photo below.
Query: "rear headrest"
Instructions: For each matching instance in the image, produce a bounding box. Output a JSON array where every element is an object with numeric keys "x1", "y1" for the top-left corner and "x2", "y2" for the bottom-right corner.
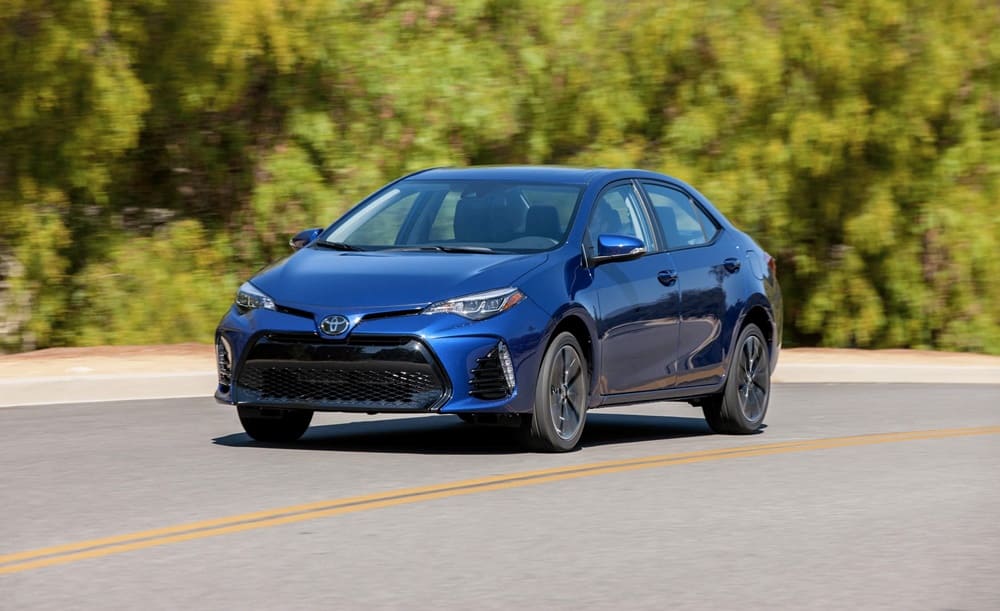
[{"x1": 656, "y1": 206, "x2": 682, "y2": 247}]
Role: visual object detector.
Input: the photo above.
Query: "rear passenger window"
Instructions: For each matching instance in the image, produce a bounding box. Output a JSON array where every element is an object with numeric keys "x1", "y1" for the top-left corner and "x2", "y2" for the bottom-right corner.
[{"x1": 641, "y1": 182, "x2": 719, "y2": 249}]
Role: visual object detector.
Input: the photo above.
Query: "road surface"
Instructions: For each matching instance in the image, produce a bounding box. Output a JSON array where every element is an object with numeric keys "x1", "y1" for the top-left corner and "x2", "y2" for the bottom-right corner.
[{"x1": 2, "y1": 384, "x2": 998, "y2": 609}]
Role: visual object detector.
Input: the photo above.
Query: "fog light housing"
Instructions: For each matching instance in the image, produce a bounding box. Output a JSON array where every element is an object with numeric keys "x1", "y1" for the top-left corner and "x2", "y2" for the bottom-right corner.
[
  {"x1": 496, "y1": 341, "x2": 516, "y2": 392},
  {"x1": 216, "y1": 335, "x2": 233, "y2": 389},
  {"x1": 469, "y1": 341, "x2": 516, "y2": 400}
]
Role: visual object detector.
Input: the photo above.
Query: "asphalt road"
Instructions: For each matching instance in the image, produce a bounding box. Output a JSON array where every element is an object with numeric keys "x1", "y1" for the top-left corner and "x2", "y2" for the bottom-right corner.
[{"x1": 2, "y1": 384, "x2": 999, "y2": 610}]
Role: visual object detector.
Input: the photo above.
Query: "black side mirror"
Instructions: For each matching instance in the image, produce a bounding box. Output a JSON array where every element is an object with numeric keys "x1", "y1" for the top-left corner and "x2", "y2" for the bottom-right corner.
[
  {"x1": 591, "y1": 234, "x2": 646, "y2": 265},
  {"x1": 289, "y1": 228, "x2": 323, "y2": 251}
]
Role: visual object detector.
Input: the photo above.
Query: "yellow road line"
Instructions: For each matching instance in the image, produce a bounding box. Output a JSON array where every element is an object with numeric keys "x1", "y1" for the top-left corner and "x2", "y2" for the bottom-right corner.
[{"x1": 2, "y1": 426, "x2": 997, "y2": 575}]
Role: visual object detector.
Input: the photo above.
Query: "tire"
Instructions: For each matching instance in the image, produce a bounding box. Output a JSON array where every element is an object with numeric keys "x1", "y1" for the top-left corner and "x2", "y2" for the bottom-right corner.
[
  {"x1": 702, "y1": 323, "x2": 770, "y2": 434},
  {"x1": 238, "y1": 406, "x2": 313, "y2": 442},
  {"x1": 523, "y1": 332, "x2": 589, "y2": 452}
]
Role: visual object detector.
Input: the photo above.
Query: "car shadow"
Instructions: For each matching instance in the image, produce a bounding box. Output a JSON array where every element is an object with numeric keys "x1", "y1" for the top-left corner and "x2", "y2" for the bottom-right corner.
[{"x1": 212, "y1": 413, "x2": 718, "y2": 455}]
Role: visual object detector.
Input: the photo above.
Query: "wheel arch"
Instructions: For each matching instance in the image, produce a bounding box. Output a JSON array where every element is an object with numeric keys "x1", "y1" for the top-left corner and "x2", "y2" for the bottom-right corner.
[
  {"x1": 547, "y1": 310, "x2": 599, "y2": 403},
  {"x1": 731, "y1": 298, "x2": 778, "y2": 371}
]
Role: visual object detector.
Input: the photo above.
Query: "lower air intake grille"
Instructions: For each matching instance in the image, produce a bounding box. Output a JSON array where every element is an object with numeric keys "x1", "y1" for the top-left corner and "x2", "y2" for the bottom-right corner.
[
  {"x1": 235, "y1": 335, "x2": 447, "y2": 411},
  {"x1": 469, "y1": 347, "x2": 511, "y2": 400}
]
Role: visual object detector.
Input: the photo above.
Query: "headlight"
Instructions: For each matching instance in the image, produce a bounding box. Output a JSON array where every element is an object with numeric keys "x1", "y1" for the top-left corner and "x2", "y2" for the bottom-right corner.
[
  {"x1": 235, "y1": 281, "x2": 276, "y2": 312},
  {"x1": 424, "y1": 287, "x2": 525, "y2": 321}
]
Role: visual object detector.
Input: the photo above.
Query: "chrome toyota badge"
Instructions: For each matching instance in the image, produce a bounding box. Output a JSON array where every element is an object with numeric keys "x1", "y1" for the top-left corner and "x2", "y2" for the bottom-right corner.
[{"x1": 319, "y1": 314, "x2": 350, "y2": 336}]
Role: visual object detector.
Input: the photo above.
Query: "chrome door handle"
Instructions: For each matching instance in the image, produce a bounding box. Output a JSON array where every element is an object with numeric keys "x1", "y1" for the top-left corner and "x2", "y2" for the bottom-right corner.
[{"x1": 657, "y1": 270, "x2": 678, "y2": 287}]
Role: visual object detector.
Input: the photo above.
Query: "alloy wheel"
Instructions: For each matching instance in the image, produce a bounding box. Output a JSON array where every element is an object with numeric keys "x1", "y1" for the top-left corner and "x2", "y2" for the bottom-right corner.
[
  {"x1": 737, "y1": 334, "x2": 768, "y2": 423},
  {"x1": 548, "y1": 344, "x2": 586, "y2": 440}
]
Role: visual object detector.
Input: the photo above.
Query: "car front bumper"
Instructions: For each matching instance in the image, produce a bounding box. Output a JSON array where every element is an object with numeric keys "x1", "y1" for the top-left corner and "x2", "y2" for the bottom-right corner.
[{"x1": 214, "y1": 297, "x2": 553, "y2": 415}]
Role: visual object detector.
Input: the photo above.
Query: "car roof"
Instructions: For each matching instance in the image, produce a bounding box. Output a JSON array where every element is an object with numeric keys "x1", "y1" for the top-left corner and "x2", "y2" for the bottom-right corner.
[{"x1": 409, "y1": 166, "x2": 682, "y2": 186}]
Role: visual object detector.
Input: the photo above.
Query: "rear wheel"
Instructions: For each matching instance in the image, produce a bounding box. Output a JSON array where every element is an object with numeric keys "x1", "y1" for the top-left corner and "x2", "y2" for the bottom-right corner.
[
  {"x1": 238, "y1": 406, "x2": 313, "y2": 442},
  {"x1": 702, "y1": 323, "x2": 770, "y2": 434},
  {"x1": 524, "y1": 332, "x2": 588, "y2": 452}
]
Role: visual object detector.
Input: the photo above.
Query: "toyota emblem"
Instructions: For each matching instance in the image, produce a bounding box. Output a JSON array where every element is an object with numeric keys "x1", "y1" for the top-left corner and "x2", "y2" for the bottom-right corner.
[{"x1": 319, "y1": 314, "x2": 350, "y2": 336}]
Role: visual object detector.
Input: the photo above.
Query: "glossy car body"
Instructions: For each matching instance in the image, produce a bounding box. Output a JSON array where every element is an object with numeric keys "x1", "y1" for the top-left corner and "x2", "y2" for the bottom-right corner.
[{"x1": 215, "y1": 167, "x2": 782, "y2": 450}]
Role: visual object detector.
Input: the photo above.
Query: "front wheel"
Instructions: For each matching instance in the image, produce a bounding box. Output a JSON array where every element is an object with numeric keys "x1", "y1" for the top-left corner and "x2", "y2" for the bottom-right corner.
[
  {"x1": 238, "y1": 406, "x2": 313, "y2": 442},
  {"x1": 702, "y1": 323, "x2": 770, "y2": 434},
  {"x1": 523, "y1": 332, "x2": 589, "y2": 452}
]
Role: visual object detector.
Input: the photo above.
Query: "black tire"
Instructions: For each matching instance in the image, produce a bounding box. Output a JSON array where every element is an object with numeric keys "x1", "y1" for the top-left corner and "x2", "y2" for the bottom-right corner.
[
  {"x1": 702, "y1": 323, "x2": 770, "y2": 434},
  {"x1": 523, "y1": 332, "x2": 589, "y2": 452},
  {"x1": 238, "y1": 406, "x2": 313, "y2": 442}
]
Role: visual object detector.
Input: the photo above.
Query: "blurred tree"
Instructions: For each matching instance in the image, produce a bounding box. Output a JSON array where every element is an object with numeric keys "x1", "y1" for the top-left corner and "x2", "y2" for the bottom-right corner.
[
  {"x1": 0, "y1": 0, "x2": 997, "y2": 353},
  {"x1": 0, "y1": 0, "x2": 148, "y2": 349}
]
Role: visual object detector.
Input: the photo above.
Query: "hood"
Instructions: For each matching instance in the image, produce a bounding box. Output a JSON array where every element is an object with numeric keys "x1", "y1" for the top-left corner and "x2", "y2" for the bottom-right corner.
[{"x1": 251, "y1": 248, "x2": 549, "y2": 310}]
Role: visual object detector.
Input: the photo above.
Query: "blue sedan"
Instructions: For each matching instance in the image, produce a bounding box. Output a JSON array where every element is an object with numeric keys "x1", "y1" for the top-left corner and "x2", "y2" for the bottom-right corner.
[{"x1": 215, "y1": 166, "x2": 782, "y2": 451}]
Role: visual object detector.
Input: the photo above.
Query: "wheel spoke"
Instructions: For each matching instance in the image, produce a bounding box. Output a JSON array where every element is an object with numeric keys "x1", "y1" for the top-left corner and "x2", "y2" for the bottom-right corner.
[
  {"x1": 751, "y1": 385, "x2": 766, "y2": 419},
  {"x1": 567, "y1": 385, "x2": 583, "y2": 408},
  {"x1": 753, "y1": 364, "x2": 768, "y2": 386},
  {"x1": 565, "y1": 355, "x2": 579, "y2": 383},
  {"x1": 751, "y1": 386, "x2": 763, "y2": 418},
  {"x1": 742, "y1": 386, "x2": 756, "y2": 419},
  {"x1": 744, "y1": 338, "x2": 758, "y2": 379},
  {"x1": 563, "y1": 399, "x2": 579, "y2": 431}
]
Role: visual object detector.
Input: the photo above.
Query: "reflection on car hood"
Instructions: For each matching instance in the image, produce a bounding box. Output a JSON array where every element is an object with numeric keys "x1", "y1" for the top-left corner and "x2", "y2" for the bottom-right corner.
[{"x1": 251, "y1": 249, "x2": 549, "y2": 310}]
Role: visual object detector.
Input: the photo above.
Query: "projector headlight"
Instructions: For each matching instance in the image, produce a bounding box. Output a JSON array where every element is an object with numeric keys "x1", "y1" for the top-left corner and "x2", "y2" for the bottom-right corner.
[
  {"x1": 235, "y1": 281, "x2": 276, "y2": 312},
  {"x1": 423, "y1": 287, "x2": 524, "y2": 321}
]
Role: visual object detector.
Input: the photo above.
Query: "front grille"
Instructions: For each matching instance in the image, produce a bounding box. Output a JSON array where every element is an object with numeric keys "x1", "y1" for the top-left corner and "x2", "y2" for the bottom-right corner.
[
  {"x1": 235, "y1": 335, "x2": 447, "y2": 411},
  {"x1": 469, "y1": 348, "x2": 510, "y2": 400}
]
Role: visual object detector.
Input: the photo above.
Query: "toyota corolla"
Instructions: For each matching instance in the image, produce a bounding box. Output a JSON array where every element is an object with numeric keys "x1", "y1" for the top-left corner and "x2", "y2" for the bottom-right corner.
[{"x1": 215, "y1": 166, "x2": 781, "y2": 451}]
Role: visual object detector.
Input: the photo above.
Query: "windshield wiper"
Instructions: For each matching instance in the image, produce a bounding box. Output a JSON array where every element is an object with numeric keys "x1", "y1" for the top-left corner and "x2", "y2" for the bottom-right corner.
[
  {"x1": 315, "y1": 241, "x2": 364, "y2": 251},
  {"x1": 420, "y1": 245, "x2": 496, "y2": 254},
  {"x1": 381, "y1": 245, "x2": 497, "y2": 254}
]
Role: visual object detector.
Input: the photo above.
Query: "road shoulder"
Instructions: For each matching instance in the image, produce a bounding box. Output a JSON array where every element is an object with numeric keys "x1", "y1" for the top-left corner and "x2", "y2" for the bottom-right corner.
[{"x1": 1, "y1": 344, "x2": 998, "y2": 407}]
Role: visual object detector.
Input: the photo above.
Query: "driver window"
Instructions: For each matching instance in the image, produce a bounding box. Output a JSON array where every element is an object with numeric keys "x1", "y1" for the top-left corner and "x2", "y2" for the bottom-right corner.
[{"x1": 586, "y1": 184, "x2": 652, "y2": 255}]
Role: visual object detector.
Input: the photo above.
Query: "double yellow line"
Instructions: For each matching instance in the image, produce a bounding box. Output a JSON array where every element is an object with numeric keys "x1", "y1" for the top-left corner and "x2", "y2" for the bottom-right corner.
[{"x1": 2, "y1": 426, "x2": 997, "y2": 575}]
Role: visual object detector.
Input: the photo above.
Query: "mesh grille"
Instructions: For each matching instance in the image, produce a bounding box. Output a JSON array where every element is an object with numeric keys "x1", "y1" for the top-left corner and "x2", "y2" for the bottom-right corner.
[{"x1": 235, "y1": 335, "x2": 447, "y2": 411}]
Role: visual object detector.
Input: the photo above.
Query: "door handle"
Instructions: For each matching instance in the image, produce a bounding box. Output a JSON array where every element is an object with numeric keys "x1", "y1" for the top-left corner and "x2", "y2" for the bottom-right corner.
[
  {"x1": 657, "y1": 270, "x2": 677, "y2": 287},
  {"x1": 723, "y1": 257, "x2": 741, "y2": 273}
]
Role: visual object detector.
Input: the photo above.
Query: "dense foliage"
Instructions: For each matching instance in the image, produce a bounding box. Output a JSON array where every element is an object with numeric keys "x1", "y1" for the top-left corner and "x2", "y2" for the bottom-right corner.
[{"x1": 1, "y1": 0, "x2": 997, "y2": 353}]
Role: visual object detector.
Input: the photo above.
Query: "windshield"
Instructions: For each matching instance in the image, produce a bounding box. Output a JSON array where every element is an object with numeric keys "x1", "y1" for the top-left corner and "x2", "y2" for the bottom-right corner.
[{"x1": 321, "y1": 179, "x2": 583, "y2": 253}]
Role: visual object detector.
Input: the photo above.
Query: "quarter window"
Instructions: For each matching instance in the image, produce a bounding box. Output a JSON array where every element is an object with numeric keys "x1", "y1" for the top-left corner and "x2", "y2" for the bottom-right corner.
[{"x1": 641, "y1": 182, "x2": 719, "y2": 249}]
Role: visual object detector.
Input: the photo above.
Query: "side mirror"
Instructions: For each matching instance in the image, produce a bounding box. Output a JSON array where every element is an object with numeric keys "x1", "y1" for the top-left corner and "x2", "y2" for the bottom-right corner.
[
  {"x1": 591, "y1": 234, "x2": 646, "y2": 265},
  {"x1": 289, "y1": 227, "x2": 323, "y2": 251}
]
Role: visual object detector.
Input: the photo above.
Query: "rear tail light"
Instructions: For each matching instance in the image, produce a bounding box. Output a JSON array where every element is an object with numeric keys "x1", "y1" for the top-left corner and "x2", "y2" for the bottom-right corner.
[{"x1": 766, "y1": 253, "x2": 776, "y2": 277}]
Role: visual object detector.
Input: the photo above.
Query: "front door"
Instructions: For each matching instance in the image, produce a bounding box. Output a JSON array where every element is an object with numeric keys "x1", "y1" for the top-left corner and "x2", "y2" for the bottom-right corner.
[{"x1": 585, "y1": 182, "x2": 681, "y2": 395}]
